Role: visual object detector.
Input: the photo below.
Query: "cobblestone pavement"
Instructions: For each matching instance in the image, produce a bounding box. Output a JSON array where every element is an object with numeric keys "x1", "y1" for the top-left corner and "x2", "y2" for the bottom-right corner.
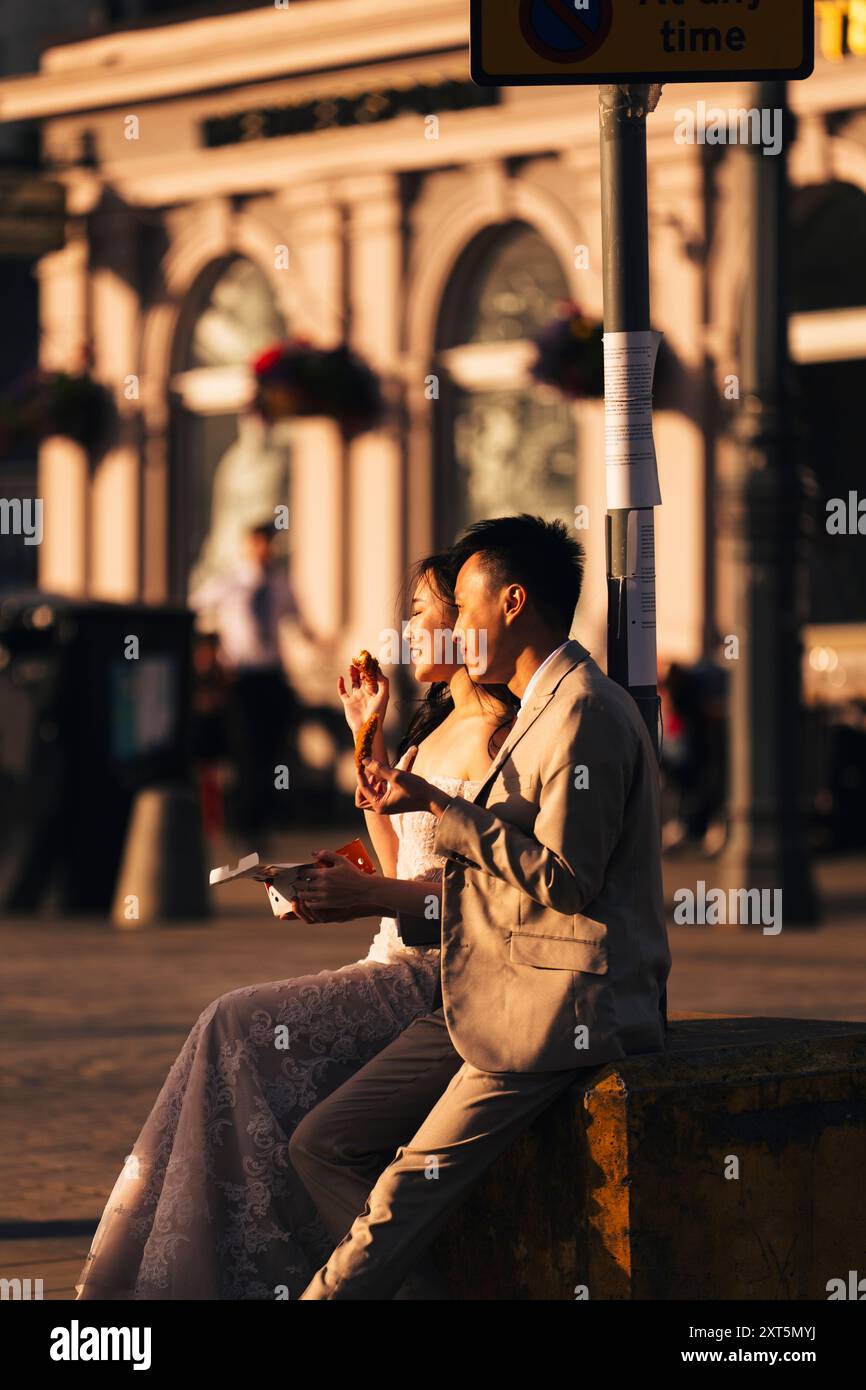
[{"x1": 2, "y1": 829, "x2": 864, "y2": 1299}]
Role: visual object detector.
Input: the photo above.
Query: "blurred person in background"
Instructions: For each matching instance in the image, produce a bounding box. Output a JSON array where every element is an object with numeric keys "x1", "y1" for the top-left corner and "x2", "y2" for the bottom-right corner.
[
  {"x1": 190, "y1": 521, "x2": 316, "y2": 846},
  {"x1": 660, "y1": 657, "x2": 728, "y2": 854},
  {"x1": 190, "y1": 632, "x2": 231, "y2": 841},
  {"x1": 814, "y1": 699, "x2": 866, "y2": 852}
]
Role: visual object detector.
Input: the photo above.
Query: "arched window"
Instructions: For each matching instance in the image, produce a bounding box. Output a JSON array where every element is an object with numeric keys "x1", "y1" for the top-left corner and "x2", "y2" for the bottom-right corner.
[
  {"x1": 790, "y1": 181, "x2": 866, "y2": 314},
  {"x1": 434, "y1": 224, "x2": 578, "y2": 540},
  {"x1": 169, "y1": 258, "x2": 288, "y2": 598}
]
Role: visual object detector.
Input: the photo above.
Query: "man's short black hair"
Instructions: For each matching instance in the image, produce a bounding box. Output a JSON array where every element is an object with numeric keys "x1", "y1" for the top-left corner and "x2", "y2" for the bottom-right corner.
[{"x1": 451, "y1": 513, "x2": 585, "y2": 636}]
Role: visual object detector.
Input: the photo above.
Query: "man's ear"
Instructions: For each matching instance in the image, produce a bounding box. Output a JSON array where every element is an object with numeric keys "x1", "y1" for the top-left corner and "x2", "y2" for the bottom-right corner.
[{"x1": 503, "y1": 582, "x2": 527, "y2": 623}]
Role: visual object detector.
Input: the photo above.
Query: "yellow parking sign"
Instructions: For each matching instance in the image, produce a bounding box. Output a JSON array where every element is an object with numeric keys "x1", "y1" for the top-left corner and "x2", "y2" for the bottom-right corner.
[{"x1": 470, "y1": 0, "x2": 815, "y2": 85}]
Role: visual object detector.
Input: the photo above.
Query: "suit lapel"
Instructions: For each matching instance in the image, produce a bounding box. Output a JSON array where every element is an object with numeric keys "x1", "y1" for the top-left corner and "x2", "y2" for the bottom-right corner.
[{"x1": 466, "y1": 639, "x2": 590, "y2": 804}]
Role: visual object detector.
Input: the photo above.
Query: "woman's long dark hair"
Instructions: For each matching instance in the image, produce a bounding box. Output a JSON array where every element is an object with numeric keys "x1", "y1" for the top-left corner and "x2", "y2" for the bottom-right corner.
[{"x1": 394, "y1": 550, "x2": 520, "y2": 760}]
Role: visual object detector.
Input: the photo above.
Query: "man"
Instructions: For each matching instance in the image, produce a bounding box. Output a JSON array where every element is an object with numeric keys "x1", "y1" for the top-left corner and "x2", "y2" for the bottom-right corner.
[
  {"x1": 190, "y1": 522, "x2": 313, "y2": 842},
  {"x1": 289, "y1": 514, "x2": 671, "y2": 1299}
]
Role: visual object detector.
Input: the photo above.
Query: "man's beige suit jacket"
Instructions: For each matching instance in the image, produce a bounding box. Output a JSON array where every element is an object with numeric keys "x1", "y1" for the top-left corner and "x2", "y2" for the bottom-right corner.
[{"x1": 430, "y1": 639, "x2": 671, "y2": 1073}]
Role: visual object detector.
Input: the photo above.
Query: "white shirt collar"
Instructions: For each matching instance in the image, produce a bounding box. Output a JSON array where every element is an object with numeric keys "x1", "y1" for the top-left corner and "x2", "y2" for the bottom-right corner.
[{"x1": 519, "y1": 640, "x2": 570, "y2": 710}]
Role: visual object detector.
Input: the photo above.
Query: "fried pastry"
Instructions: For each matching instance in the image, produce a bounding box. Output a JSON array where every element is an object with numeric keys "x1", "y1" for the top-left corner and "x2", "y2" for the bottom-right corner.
[
  {"x1": 352, "y1": 648, "x2": 382, "y2": 684},
  {"x1": 354, "y1": 711, "x2": 379, "y2": 770}
]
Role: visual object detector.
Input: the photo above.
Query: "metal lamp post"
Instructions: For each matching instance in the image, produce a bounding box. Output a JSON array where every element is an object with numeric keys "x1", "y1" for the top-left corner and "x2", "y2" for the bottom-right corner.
[{"x1": 717, "y1": 80, "x2": 819, "y2": 925}]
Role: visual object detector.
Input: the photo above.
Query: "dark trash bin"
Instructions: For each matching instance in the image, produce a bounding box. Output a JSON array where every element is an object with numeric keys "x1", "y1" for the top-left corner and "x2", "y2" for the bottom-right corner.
[{"x1": 0, "y1": 592, "x2": 193, "y2": 914}]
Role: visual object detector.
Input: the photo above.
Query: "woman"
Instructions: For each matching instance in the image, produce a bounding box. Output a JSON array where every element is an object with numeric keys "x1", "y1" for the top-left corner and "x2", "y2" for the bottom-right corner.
[{"x1": 75, "y1": 550, "x2": 519, "y2": 1300}]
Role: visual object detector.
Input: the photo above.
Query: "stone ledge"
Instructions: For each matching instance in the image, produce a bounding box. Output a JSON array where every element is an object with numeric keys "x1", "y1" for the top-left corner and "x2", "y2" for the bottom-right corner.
[{"x1": 434, "y1": 1014, "x2": 866, "y2": 1300}]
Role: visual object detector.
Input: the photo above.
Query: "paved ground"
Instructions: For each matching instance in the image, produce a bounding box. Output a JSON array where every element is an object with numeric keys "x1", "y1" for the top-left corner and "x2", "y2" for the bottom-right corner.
[{"x1": 2, "y1": 827, "x2": 864, "y2": 1299}]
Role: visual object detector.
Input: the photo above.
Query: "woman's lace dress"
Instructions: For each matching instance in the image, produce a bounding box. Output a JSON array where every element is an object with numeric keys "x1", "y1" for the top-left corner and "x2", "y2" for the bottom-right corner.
[{"x1": 75, "y1": 774, "x2": 482, "y2": 1300}]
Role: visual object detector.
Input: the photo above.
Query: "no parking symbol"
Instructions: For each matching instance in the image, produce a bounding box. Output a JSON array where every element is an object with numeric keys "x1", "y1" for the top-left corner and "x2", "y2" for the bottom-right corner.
[{"x1": 519, "y1": 0, "x2": 613, "y2": 64}]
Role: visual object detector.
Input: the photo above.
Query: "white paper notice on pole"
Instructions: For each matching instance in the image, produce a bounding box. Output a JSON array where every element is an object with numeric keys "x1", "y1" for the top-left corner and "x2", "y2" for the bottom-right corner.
[
  {"x1": 603, "y1": 329, "x2": 663, "y2": 510},
  {"x1": 625, "y1": 510, "x2": 658, "y2": 687}
]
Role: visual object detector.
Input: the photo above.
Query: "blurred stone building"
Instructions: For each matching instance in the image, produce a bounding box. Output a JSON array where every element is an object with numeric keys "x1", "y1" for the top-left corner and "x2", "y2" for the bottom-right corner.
[{"x1": 0, "y1": 0, "x2": 864, "y2": 714}]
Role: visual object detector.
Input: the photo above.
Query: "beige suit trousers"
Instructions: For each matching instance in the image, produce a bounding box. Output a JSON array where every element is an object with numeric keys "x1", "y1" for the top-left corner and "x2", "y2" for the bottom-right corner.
[{"x1": 290, "y1": 1009, "x2": 588, "y2": 1300}]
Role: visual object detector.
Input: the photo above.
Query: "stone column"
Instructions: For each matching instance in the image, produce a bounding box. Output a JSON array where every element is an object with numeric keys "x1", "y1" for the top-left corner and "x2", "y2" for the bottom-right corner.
[
  {"x1": 280, "y1": 193, "x2": 345, "y2": 645},
  {"x1": 343, "y1": 174, "x2": 404, "y2": 666},
  {"x1": 90, "y1": 198, "x2": 141, "y2": 601},
  {"x1": 404, "y1": 367, "x2": 436, "y2": 570},
  {"x1": 35, "y1": 234, "x2": 89, "y2": 595}
]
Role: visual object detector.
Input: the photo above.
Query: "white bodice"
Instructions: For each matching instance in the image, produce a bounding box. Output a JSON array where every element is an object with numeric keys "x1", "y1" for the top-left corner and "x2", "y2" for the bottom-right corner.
[{"x1": 364, "y1": 773, "x2": 485, "y2": 965}]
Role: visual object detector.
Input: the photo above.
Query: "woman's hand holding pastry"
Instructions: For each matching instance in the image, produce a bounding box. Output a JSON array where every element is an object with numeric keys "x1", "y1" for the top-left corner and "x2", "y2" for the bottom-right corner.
[{"x1": 338, "y1": 649, "x2": 389, "y2": 736}]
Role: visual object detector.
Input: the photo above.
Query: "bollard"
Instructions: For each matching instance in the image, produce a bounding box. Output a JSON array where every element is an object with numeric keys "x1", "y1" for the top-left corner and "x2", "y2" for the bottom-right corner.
[{"x1": 111, "y1": 783, "x2": 210, "y2": 927}]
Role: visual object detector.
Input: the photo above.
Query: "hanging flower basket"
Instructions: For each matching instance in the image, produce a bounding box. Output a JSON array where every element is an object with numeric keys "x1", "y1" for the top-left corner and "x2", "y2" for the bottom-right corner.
[
  {"x1": 0, "y1": 369, "x2": 114, "y2": 462},
  {"x1": 532, "y1": 303, "x2": 689, "y2": 412},
  {"x1": 252, "y1": 339, "x2": 384, "y2": 441},
  {"x1": 531, "y1": 302, "x2": 606, "y2": 400}
]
